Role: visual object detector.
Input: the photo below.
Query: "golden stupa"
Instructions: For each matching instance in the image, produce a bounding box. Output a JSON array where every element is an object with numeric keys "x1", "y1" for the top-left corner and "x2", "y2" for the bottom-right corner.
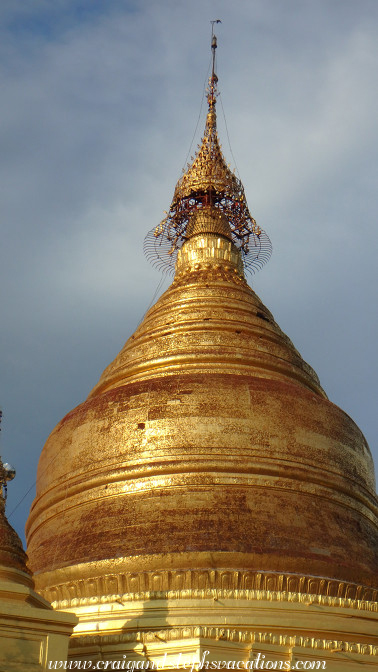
[
  {"x1": 0, "y1": 456, "x2": 77, "y2": 670},
  {"x1": 26, "y1": 34, "x2": 378, "y2": 668}
]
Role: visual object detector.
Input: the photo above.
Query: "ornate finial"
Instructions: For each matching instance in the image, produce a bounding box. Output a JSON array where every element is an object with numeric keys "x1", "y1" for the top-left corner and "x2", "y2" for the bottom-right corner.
[{"x1": 144, "y1": 30, "x2": 272, "y2": 275}]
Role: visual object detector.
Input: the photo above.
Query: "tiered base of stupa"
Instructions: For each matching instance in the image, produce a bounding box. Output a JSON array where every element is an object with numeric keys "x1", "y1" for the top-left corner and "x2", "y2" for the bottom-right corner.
[{"x1": 35, "y1": 565, "x2": 378, "y2": 670}]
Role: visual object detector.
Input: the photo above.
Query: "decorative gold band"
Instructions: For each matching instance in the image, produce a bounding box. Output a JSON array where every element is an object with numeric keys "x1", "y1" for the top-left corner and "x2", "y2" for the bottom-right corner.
[
  {"x1": 37, "y1": 566, "x2": 378, "y2": 610},
  {"x1": 69, "y1": 626, "x2": 378, "y2": 658}
]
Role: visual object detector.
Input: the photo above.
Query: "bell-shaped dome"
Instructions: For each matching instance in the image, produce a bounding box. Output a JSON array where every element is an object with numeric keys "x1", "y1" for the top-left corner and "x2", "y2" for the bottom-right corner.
[
  {"x1": 26, "y1": 211, "x2": 378, "y2": 606},
  {"x1": 26, "y1": 35, "x2": 377, "y2": 615}
]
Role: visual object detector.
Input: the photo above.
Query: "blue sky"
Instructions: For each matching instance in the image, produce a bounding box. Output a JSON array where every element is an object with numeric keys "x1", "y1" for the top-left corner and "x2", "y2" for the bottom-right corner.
[{"x1": 1, "y1": 0, "x2": 377, "y2": 543}]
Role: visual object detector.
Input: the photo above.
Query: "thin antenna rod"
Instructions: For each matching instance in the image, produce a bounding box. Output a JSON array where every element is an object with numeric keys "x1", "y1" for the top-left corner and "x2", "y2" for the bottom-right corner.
[{"x1": 209, "y1": 19, "x2": 221, "y2": 107}]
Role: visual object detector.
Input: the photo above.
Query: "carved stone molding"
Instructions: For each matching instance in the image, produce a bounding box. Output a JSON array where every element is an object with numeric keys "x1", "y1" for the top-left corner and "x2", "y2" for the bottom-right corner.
[
  {"x1": 174, "y1": 265, "x2": 247, "y2": 286},
  {"x1": 41, "y1": 568, "x2": 378, "y2": 610},
  {"x1": 69, "y1": 626, "x2": 378, "y2": 658}
]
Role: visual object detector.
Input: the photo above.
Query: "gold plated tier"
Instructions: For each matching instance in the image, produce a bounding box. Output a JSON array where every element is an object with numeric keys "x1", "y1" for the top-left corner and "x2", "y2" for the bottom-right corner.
[
  {"x1": 90, "y1": 221, "x2": 323, "y2": 399},
  {"x1": 185, "y1": 207, "x2": 233, "y2": 240},
  {"x1": 26, "y1": 211, "x2": 378, "y2": 603}
]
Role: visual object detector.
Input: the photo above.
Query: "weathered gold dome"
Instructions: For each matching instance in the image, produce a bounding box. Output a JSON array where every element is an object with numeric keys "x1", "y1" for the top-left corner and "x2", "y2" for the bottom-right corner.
[{"x1": 26, "y1": 216, "x2": 378, "y2": 605}]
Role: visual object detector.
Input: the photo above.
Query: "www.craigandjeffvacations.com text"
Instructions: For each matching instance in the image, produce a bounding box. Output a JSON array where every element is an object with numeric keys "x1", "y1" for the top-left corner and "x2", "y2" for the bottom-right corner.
[{"x1": 48, "y1": 652, "x2": 327, "y2": 670}]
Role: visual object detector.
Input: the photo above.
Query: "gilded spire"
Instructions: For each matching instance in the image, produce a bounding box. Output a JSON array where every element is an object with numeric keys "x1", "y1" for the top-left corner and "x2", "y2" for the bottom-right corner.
[{"x1": 144, "y1": 30, "x2": 272, "y2": 275}]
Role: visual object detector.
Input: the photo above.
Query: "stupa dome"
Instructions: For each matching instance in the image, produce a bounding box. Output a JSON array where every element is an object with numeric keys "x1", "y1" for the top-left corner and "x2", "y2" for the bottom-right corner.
[
  {"x1": 25, "y1": 31, "x2": 378, "y2": 667},
  {"x1": 26, "y1": 208, "x2": 378, "y2": 602}
]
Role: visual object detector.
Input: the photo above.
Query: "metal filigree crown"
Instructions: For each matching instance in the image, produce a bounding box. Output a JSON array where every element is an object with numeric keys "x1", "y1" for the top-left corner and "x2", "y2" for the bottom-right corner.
[{"x1": 144, "y1": 33, "x2": 272, "y2": 275}]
